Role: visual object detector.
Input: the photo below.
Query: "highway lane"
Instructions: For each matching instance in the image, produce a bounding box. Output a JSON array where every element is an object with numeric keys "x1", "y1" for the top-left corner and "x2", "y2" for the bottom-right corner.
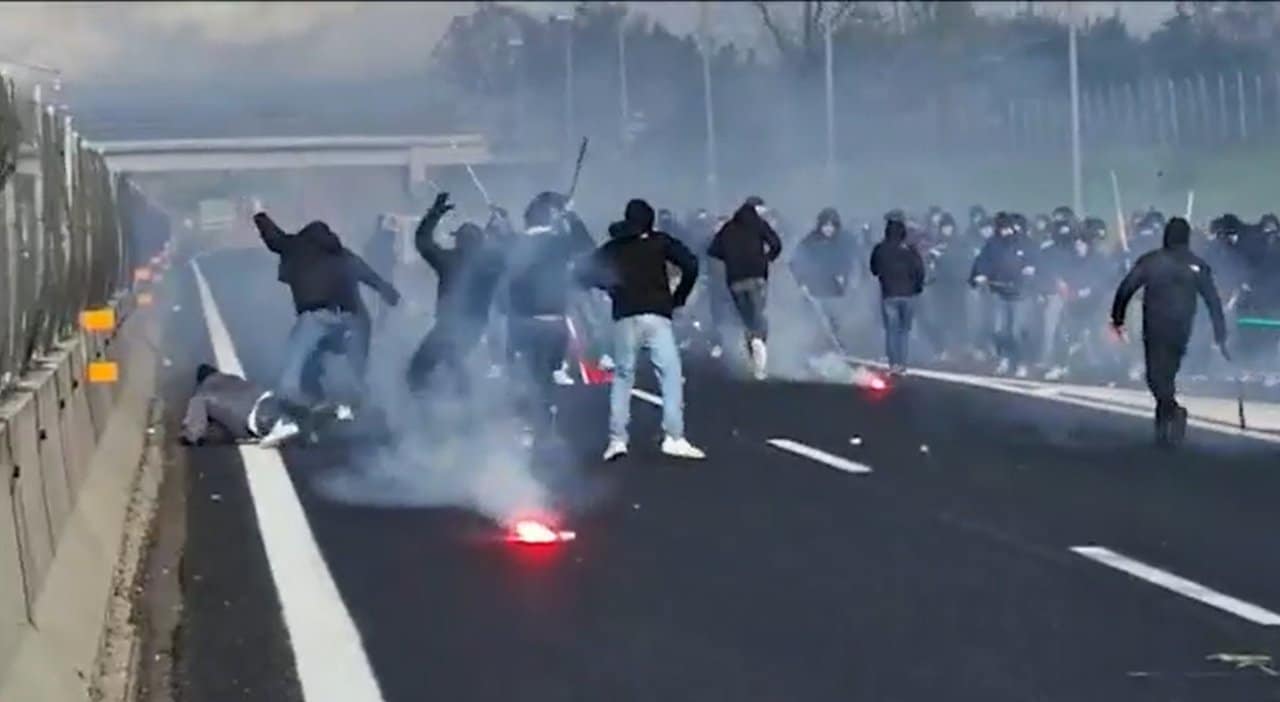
[{"x1": 172, "y1": 248, "x2": 1280, "y2": 701}]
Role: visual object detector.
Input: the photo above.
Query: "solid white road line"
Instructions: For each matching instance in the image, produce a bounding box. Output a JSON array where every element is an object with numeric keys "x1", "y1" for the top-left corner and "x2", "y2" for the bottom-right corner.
[
  {"x1": 766, "y1": 438, "x2": 872, "y2": 474},
  {"x1": 631, "y1": 388, "x2": 662, "y2": 406},
  {"x1": 1071, "y1": 545, "x2": 1280, "y2": 626},
  {"x1": 193, "y1": 262, "x2": 386, "y2": 701}
]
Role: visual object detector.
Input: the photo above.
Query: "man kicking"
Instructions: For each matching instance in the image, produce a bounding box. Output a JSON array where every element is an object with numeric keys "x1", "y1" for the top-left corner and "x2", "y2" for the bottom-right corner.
[
  {"x1": 575, "y1": 198, "x2": 705, "y2": 461},
  {"x1": 181, "y1": 364, "x2": 353, "y2": 448}
]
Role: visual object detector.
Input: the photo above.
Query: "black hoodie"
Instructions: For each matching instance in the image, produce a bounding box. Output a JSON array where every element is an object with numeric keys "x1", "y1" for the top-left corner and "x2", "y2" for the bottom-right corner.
[
  {"x1": 970, "y1": 215, "x2": 1038, "y2": 300},
  {"x1": 1112, "y1": 218, "x2": 1226, "y2": 345},
  {"x1": 256, "y1": 213, "x2": 398, "y2": 315},
  {"x1": 504, "y1": 198, "x2": 595, "y2": 319},
  {"x1": 708, "y1": 201, "x2": 783, "y2": 284},
  {"x1": 869, "y1": 220, "x2": 925, "y2": 298},
  {"x1": 791, "y1": 208, "x2": 856, "y2": 298},
  {"x1": 414, "y1": 210, "x2": 506, "y2": 327},
  {"x1": 576, "y1": 199, "x2": 699, "y2": 321}
]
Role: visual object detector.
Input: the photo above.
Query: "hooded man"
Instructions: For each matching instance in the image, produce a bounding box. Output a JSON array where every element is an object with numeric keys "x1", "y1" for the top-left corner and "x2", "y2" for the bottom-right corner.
[
  {"x1": 970, "y1": 212, "x2": 1039, "y2": 377},
  {"x1": 922, "y1": 211, "x2": 969, "y2": 362},
  {"x1": 870, "y1": 218, "x2": 925, "y2": 374},
  {"x1": 180, "y1": 364, "x2": 353, "y2": 448},
  {"x1": 503, "y1": 191, "x2": 595, "y2": 442},
  {"x1": 255, "y1": 211, "x2": 400, "y2": 404},
  {"x1": 1112, "y1": 217, "x2": 1228, "y2": 447},
  {"x1": 791, "y1": 207, "x2": 856, "y2": 354},
  {"x1": 575, "y1": 198, "x2": 704, "y2": 461},
  {"x1": 406, "y1": 192, "x2": 507, "y2": 393},
  {"x1": 708, "y1": 195, "x2": 783, "y2": 380},
  {"x1": 1036, "y1": 218, "x2": 1078, "y2": 376}
]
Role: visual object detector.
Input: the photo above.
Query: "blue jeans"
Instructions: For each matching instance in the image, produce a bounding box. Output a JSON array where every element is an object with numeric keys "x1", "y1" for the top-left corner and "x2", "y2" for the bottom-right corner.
[
  {"x1": 881, "y1": 296, "x2": 916, "y2": 367},
  {"x1": 278, "y1": 309, "x2": 360, "y2": 403},
  {"x1": 993, "y1": 296, "x2": 1035, "y2": 365},
  {"x1": 609, "y1": 314, "x2": 685, "y2": 444}
]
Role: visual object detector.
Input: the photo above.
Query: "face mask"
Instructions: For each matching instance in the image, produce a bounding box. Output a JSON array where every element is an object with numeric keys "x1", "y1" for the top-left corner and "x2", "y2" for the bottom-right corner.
[
  {"x1": 1074, "y1": 240, "x2": 1088, "y2": 257},
  {"x1": 754, "y1": 205, "x2": 768, "y2": 216},
  {"x1": 980, "y1": 226, "x2": 993, "y2": 239},
  {"x1": 821, "y1": 223, "x2": 835, "y2": 236},
  {"x1": 941, "y1": 225, "x2": 954, "y2": 237}
]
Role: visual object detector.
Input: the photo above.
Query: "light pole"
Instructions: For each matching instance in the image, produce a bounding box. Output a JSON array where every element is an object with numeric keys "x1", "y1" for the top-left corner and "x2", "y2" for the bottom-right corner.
[
  {"x1": 552, "y1": 13, "x2": 576, "y2": 158},
  {"x1": 506, "y1": 27, "x2": 526, "y2": 150},
  {"x1": 618, "y1": 18, "x2": 631, "y2": 151},
  {"x1": 699, "y1": 3, "x2": 718, "y2": 213},
  {"x1": 824, "y1": 19, "x2": 836, "y2": 188},
  {"x1": 1068, "y1": 14, "x2": 1083, "y2": 214}
]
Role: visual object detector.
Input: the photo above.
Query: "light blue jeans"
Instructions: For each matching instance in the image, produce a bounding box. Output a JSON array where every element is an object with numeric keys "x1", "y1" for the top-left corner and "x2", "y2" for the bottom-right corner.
[
  {"x1": 277, "y1": 308, "x2": 360, "y2": 403},
  {"x1": 609, "y1": 314, "x2": 685, "y2": 444}
]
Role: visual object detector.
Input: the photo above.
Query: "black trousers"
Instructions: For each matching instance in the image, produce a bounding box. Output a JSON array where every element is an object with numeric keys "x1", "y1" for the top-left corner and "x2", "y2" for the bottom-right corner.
[
  {"x1": 407, "y1": 320, "x2": 484, "y2": 394},
  {"x1": 1144, "y1": 334, "x2": 1187, "y2": 421},
  {"x1": 508, "y1": 316, "x2": 569, "y2": 436}
]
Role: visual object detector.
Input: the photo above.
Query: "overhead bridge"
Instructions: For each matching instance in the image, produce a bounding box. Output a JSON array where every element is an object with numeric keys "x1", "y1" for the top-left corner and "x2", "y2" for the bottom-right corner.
[{"x1": 89, "y1": 133, "x2": 555, "y2": 187}]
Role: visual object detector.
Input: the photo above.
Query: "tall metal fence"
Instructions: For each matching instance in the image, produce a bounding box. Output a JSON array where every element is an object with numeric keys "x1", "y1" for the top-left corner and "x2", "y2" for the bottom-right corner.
[{"x1": 1, "y1": 74, "x2": 139, "y2": 395}]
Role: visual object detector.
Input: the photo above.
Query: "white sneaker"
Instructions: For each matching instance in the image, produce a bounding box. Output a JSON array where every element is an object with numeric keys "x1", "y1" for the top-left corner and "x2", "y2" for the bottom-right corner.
[
  {"x1": 598, "y1": 354, "x2": 616, "y2": 371},
  {"x1": 553, "y1": 365, "x2": 575, "y2": 385},
  {"x1": 1044, "y1": 366, "x2": 1068, "y2": 381},
  {"x1": 335, "y1": 404, "x2": 355, "y2": 421},
  {"x1": 603, "y1": 440, "x2": 628, "y2": 461},
  {"x1": 750, "y1": 338, "x2": 768, "y2": 380},
  {"x1": 259, "y1": 419, "x2": 300, "y2": 448},
  {"x1": 661, "y1": 436, "x2": 706, "y2": 460},
  {"x1": 995, "y1": 358, "x2": 1011, "y2": 375},
  {"x1": 1015, "y1": 364, "x2": 1029, "y2": 379},
  {"x1": 710, "y1": 345, "x2": 723, "y2": 359}
]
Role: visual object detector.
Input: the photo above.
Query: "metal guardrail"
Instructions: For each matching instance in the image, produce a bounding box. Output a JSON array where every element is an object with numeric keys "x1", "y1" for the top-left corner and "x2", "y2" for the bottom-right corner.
[{"x1": 0, "y1": 74, "x2": 157, "y2": 395}]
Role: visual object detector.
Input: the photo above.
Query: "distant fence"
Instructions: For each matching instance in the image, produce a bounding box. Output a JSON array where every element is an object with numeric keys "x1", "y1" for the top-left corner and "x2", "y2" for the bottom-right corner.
[{"x1": 0, "y1": 75, "x2": 167, "y2": 395}]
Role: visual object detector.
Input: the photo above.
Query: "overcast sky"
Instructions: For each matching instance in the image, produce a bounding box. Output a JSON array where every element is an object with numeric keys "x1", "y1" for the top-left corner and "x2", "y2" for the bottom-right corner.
[{"x1": 1, "y1": 2, "x2": 1178, "y2": 87}]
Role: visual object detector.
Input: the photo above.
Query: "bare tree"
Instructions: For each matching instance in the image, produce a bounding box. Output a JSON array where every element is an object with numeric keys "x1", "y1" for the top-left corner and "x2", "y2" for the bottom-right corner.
[{"x1": 753, "y1": 1, "x2": 868, "y2": 67}]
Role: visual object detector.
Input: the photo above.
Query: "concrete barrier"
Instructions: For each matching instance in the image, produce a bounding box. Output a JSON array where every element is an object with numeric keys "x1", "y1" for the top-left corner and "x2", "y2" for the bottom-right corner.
[{"x1": 0, "y1": 293, "x2": 162, "y2": 702}]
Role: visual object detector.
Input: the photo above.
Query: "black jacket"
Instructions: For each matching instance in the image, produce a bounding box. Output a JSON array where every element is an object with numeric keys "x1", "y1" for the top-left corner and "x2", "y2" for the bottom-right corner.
[
  {"x1": 576, "y1": 206, "x2": 699, "y2": 321},
  {"x1": 970, "y1": 233, "x2": 1038, "y2": 300},
  {"x1": 414, "y1": 210, "x2": 506, "y2": 327},
  {"x1": 869, "y1": 223, "x2": 925, "y2": 298},
  {"x1": 256, "y1": 213, "x2": 398, "y2": 315},
  {"x1": 504, "y1": 223, "x2": 595, "y2": 319},
  {"x1": 708, "y1": 203, "x2": 783, "y2": 284},
  {"x1": 1112, "y1": 225, "x2": 1227, "y2": 345},
  {"x1": 791, "y1": 227, "x2": 856, "y2": 298}
]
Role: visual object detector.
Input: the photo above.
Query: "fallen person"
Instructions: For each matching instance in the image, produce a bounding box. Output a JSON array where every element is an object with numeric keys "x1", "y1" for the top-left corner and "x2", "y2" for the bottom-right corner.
[{"x1": 180, "y1": 364, "x2": 355, "y2": 448}]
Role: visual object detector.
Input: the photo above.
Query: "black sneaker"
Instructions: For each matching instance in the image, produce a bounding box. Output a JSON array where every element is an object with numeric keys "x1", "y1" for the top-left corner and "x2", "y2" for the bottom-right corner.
[
  {"x1": 1169, "y1": 406, "x2": 1188, "y2": 446},
  {"x1": 1154, "y1": 414, "x2": 1172, "y2": 448}
]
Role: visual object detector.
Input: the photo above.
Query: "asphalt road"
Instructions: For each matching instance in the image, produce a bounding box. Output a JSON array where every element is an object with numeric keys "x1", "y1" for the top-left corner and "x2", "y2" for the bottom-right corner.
[{"x1": 169, "y1": 248, "x2": 1280, "y2": 702}]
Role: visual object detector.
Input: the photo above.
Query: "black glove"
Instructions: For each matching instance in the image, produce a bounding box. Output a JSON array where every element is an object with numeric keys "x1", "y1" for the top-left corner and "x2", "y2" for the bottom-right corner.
[{"x1": 429, "y1": 192, "x2": 454, "y2": 218}]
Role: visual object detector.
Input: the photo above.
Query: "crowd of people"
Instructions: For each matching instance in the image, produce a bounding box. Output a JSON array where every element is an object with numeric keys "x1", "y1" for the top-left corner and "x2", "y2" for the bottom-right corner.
[{"x1": 181, "y1": 186, "x2": 1280, "y2": 452}]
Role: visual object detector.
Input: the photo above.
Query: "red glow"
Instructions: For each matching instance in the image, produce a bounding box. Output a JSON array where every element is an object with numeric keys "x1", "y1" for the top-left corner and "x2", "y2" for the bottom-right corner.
[
  {"x1": 507, "y1": 519, "x2": 576, "y2": 545},
  {"x1": 868, "y1": 375, "x2": 888, "y2": 391}
]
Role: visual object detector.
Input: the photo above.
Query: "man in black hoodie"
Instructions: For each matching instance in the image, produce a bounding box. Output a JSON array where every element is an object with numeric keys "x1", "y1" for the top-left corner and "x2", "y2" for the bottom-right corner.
[
  {"x1": 503, "y1": 192, "x2": 595, "y2": 441},
  {"x1": 406, "y1": 193, "x2": 507, "y2": 393},
  {"x1": 255, "y1": 212, "x2": 400, "y2": 404},
  {"x1": 1112, "y1": 217, "x2": 1228, "y2": 447},
  {"x1": 870, "y1": 218, "x2": 925, "y2": 374},
  {"x1": 791, "y1": 207, "x2": 856, "y2": 354},
  {"x1": 576, "y1": 198, "x2": 705, "y2": 461},
  {"x1": 970, "y1": 212, "x2": 1039, "y2": 377},
  {"x1": 708, "y1": 195, "x2": 783, "y2": 380}
]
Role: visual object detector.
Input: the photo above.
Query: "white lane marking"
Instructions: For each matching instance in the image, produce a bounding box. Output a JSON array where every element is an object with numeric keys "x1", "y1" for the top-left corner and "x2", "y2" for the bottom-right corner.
[
  {"x1": 766, "y1": 438, "x2": 872, "y2": 474},
  {"x1": 1072, "y1": 545, "x2": 1280, "y2": 626},
  {"x1": 193, "y1": 261, "x2": 386, "y2": 701},
  {"x1": 845, "y1": 355, "x2": 1280, "y2": 444},
  {"x1": 631, "y1": 388, "x2": 662, "y2": 406}
]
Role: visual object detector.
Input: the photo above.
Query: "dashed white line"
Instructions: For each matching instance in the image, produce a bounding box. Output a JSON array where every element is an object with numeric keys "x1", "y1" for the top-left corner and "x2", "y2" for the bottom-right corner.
[
  {"x1": 193, "y1": 261, "x2": 386, "y2": 701},
  {"x1": 630, "y1": 388, "x2": 662, "y2": 406},
  {"x1": 1072, "y1": 545, "x2": 1280, "y2": 626},
  {"x1": 766, "y1": 438, "x2": 872, "y2": 474}
]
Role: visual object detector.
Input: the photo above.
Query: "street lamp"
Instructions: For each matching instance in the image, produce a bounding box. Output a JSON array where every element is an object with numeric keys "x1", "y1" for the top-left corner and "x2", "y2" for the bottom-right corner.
[
  {"x1": 824, "y1": 19, "x2": 835, "y2": 189},
  {"x1": 699, "y1": 2, "x2": 719, "y2": 213},
  {"x1": 551, "y1": 13, "x2": 576, "y2": 158},
  {"x1": 1068, "y1": 12, "x2": 1083, "y2": 214},
  {"x1": 618, "y1": 18, "x2": 632, "y2": 151}
]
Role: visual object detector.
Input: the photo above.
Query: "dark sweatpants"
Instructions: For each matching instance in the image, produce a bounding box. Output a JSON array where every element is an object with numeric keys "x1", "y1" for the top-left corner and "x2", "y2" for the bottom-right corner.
[
  {"x1": 407, "y1": 319, "x2": 484, "y2": 394},
  {"x1": 508, "y1": 315, "x2": 569, "y2": 436},
  {"x1": 1144, "y1": 335, "x2": 1187, "y2": 422}
]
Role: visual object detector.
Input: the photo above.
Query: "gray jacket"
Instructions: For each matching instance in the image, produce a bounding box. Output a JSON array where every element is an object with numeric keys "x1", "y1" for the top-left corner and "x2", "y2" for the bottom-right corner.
[{"x1": 181, "y1": 372, "x2": 268, "y2": 443}]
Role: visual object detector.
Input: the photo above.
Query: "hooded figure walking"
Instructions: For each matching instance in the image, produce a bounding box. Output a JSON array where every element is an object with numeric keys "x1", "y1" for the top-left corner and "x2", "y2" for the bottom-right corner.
[
  {"x1": 576, "y1": 199, "x2": 705, "y2": 461},
  {"x1": 708, "y1": 196, "x2": 783, "y2": 380},
  {"x1": 1111, "y1": 217, "x2": 1229, "y2": 447}
]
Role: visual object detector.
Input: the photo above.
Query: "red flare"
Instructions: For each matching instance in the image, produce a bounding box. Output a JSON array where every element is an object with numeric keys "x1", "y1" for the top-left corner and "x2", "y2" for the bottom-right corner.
[{"x1": 507, "y1": 519, "x2": 576, "y2": 545}]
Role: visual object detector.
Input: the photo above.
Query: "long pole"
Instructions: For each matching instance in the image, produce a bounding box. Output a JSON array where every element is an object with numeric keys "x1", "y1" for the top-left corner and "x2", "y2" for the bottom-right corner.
[
  {"x1": 564, "y1": 16, "x2": 575, "y2": 158},
  {"x1": 700, "y1": 3, "x2": 718, "y2": 212},
  {"x1": 1068, "y1": 17, "x2": 1083, "y2": 214},
  {"x1": 824, "y1": 19, "x2": 835, "y2": 187},
  {"x1": 618, "y1": 20, "x2": 630, "y2": 151}
]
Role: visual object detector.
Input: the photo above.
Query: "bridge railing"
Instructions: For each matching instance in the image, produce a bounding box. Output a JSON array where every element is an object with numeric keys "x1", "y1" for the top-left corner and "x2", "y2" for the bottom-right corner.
[{"x1": 0, "y1": 74, "x2": 153, "y2": 395}]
